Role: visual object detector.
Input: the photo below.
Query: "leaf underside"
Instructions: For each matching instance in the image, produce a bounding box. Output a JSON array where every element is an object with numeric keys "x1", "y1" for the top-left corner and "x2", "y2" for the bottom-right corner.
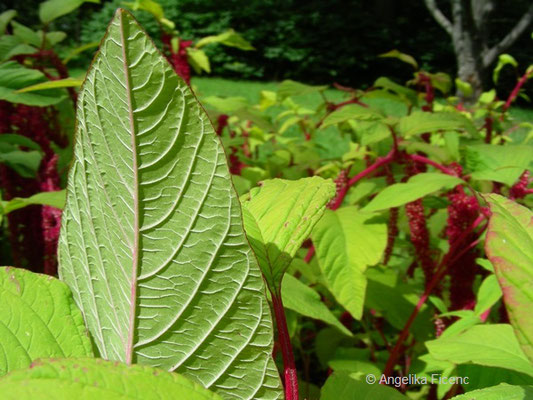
[{"x1": 58, "y1": 9, "x2": 281, "y2": 399}]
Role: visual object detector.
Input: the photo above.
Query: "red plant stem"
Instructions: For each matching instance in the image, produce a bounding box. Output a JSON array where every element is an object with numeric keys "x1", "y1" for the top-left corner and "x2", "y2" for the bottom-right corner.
[
  {"x1": 408, "y1": 154, "x2": 457, "y2": 176},
  {"x1": 484, "y1": 116, "x2": 493, "y2": 144},
  {"x1": 503, "y1": 69, "x2": 533, "y2": 112},
  {"x1": 271, "y1": 292, "x2": 299, "y2": 400},
  {"x1": 304, "y1": 246, "x2": 315, "y2": 263},
  {"x1": 383, "y1": 215, "x2": 486, "y2": 377}
]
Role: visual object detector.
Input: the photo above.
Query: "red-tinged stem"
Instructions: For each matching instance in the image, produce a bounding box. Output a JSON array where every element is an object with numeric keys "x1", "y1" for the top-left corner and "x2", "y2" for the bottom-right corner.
[
  {"x1": 347, "y1": 149, "x2": 396, "y2": 187},
  {"x1": 484, "y1": 116, "x2": 493, "y2": 144},
  {"x1": 271, "y1": 292, "x2": 299, "y2": 400},
  {"x1": 383, "y1": 215, "x2": 486, "y2": 377},
  {"x1": 503, "y1": 69, "x2": 533, "y2": 112},
  {"x1": 408, "y1": 154, "x2": 457, "y2": 176},
  {"x1": 304, "y1": 246, "x2": 315, "y2": 263}
]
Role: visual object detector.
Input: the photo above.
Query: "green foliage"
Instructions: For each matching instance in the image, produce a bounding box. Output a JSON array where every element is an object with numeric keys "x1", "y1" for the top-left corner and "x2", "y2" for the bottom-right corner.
[
  {"x1": 0, "y1": 358, "x2": 222, "y2": 399},
  {"x1": 0, "y1": 267, "x2": 93, "y2": 377}
]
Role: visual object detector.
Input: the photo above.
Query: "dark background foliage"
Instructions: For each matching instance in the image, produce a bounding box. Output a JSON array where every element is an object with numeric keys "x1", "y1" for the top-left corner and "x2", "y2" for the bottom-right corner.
[{"x1": 1, "y1": 0, "x2": 532, "y2": 97}]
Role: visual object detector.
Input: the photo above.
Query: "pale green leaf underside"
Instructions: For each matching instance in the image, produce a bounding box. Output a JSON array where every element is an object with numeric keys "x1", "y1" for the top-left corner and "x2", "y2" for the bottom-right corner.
[
  {"x1": 312, "y1": 207, "x2": 387, "y2": 320},
  {"x1": 58, "y1": 9, "x2": 281, "y2": 399},
  {"x1": 0, "y1": 358, "x2": 221, "y2": 399},
  {"x1": 0, "y1": 267, "x2": 93, "y2": 377},
  {"x1": 241, "y1": 177, "x2": 335, "y2": 292},
  {"x1": 484, "y1": 194, "x2": 533, "y2": 363},
  {"x1": 426, "y1": 324, "x2": 533, "y2": 378}
]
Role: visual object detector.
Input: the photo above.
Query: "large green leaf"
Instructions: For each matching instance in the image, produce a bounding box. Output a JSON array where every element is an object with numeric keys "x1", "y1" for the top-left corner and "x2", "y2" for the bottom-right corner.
[
  {"x1": 321, "y1": 372, "x2": 408, "y2": 400},
  {"x1": 484, "y1": 194, "x2": 533, "y2": 362},
  {"x1": 0, "y1": 267, "x2": 93, "y2": 377},
  {"x1": 311, "y1": 207, "x2": 387, "y2": 320},
  {"x1": 363, "y1": 173, "x2": 463, "y2": 212},
  {"x1": 450, "y1": 383, "x2": 533, "y2": 400},
  {"x1": 240, "y1": 177, "x2": 335, "y2": 293},
  {"x1": 277, "y1": 79, "x2": 328, "y2": 100},
  {"x1": 0, "y1": 358, "x2": 221, "y2": 399},
  {"x1": 281, "y1": 274, "x2": 352, "y2": 336},
  {"x1": 397, "y1": 111, "x2": 477, "y2": 137},
  {"x1": 426, "y1": 324, "x2": 533, "y2": 377},
  {"x1": 58, "y1": 10, "x2": 282, "y2": 399}
]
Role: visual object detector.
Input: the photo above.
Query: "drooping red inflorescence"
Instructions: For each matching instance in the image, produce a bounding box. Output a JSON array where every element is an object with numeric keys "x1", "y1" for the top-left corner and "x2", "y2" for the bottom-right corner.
[
  {"x1": 0, "y1": 102, "x2": 64, "y2": 274},
  {"x1": 510, "y1": 170, "x2": 532, "y2": 199},
  {"x1": 404, "y1": 160, "x2": 434, "y2": 287},
  {"x1": 162, "y1": 34, "x2": 193, "y2": 85},
  {"x1": 446, "y1": 185, "x2": 481, "y2": 310}
]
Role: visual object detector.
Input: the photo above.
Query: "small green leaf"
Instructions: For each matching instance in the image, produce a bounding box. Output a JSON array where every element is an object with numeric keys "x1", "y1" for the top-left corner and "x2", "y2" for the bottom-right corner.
[
  {"x1": 398, "y1": 111, "x2": 477, "y2": 137},
  {"x1": 281, "y1": 274, "x2": 352, "y2": 336},
  {"x1": 0, "y1": 147, "x2": 42, "y2": 177},
  {"x1": 16, "y1": 77, "x2": 83, "y2": 93},
  {"x1": 0, "y1": 61, "x2": 66, "y2": 106},
  {"x1": 450, "y1": 383, "x2": 533, "y2": 400},
  {"x1": 474, "y1": 274, "x2": 502, "y2": 316},
  {"x1": 203, "y1": 96, "x2": 248, "y2": 113},
  {"x1": 39, "y1": 0, "x2": 100, "y2": 24},
  {"x1": 11, "y1": 21, "x2": 41, "y2": 46},
  {"x1": 484, "y1": 194, "x2": 533, "y2": 363},
  {"x1": 426, "y1": 324, "x2": 533, "y2": 377},
  {"x1": 0, "y1": 358, "x2": 222, "y2": 399},
  {"x1": 0, "y1": 134, "x2": 41, "y2": 150},
  {"x1": 455, "y1": 78, "x2": 473, "y2": 97},
  {"x1": 62, "y1": 41, "x2": 99, "y2": 64},
  {"x1": 312, "y1": 207, "x2": 387, "y2": 319},
  {"x1": 321, "y1": 104, "x2": 383, "y2": 129},
  {"x1": 321, "y1": 372, "x2": 408, "y2": 400},
  {"x1": 241, "y1": 177, "x2": 335, "y2": 292},
  {"x1": 195, "y1": 29, "x2": 254, "y2": 50},
  {"x1": 0, "y1": 10, "x2": 17, "y2": 34},
  {"x1": 363, "y1": 173, "x2": 463, "y2": 212},
  {"x1": 0, "y1": 267, "x2": 93, "y2": 377},
  {"x1": 2, "y1": 190, "x2": 66, "y2": 214},
  {"x1": 187, "y1": 47, "x2": 210, "y2": 73},
  {"x1": 379, "y1": 49, "x2": 418, "y2": 69},
  {"x1": 0, "y1": 36, "x2": 36, "y2": 62},
  {"x1": 374, "y1": 76, "x2": 418, "y2": 106},
  {"x1": 277, "y1": 79, "x2": 328, "y2": 100},
  {"x1": 493, "y1": 54, "x2": 518, "y2": 84}
]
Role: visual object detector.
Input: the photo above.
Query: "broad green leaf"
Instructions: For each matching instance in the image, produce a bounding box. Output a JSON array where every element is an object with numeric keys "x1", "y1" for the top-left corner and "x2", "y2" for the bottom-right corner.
[
  {"x1": 58, "y1": 10, "x2": 282, "y2": 399},
  {"x1": 0, "y1": 358, "x2": 222, "y2": 399},
  {"x1": 11, "y1": 21, "x2": 41, "y2": 46},
  {"x1": 0, "y1": 134, "x2": 41, "y2": 150},
  {"x1": 379, "y1": 49, "x2": 418, "y2": 69},
  {"x1": 124, "y1": 0, "x2": 164, "y2": 20},
  {"x1": 195, "y1": 29, "x2": 254, "y2": 51},
  {"x1": 281, "y1": 274, "x2": 352, "y2": 336},
  {"x1": 484, "y1": 194, "x2": 533, "y2": 362},
  {"x1": 0, "y1": 267, "x2": 93, "y2": 377},
  {"x1": 457, "y1": 364, "x2": 533, "y2": 392},
  {"x1": 363, "y1": 173, "x2": 463, "y2": 212},
  {"x1": 312, "y1": 207, "x2": 387, "y2": 319},
  {"x1": 203, "y1": 96, "x2": 248, "y2": 113},
  {"x1": 321, "y1": 104, "x2": 383, "y2": 129},
  {"x1": 43, "y1": 31, "x2": 67, "y2": 46},
  {"x1": 39, "y1": 0, "x2": 100, "y2": 24},
  {"x1": 16, "y1": 77, "x2": 83, "y2": 93},
  {"x1": 467, "y1": 145, "x2": 533, "y2": 186},
  {"x1": 0, "y1": 10, "x2": 17, "y2": 34},
  {"x1": 187, "y1": 47, "x2": 210, "y2": 73},
  {"x1": 426, "y1": 324, "x2": 533, "y2": 377},
  {"x1": 455, "y1": 78, "x2": 473, "y2": 97},
  {"x1": 450, "y1": 383, "x2": 533, "y2": 400},
  {"x1": 277, "y1": 79, "x2": 328, "y2": 100},
  {"x1": 240, "y1": 177, "x2": 335, "y2": 292},
  {"x1": 398, "y1": 111, "x2": 477, "y2": 137},
  {"x1": 2, "y1": 190, "x2": 66, "y2": 214},
  {"x1": 321, "y1": 372, "x2": 408, "y2": 400},
  {"x1": 0, "y1": 61, "x2": 66, "y2": 106}
]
